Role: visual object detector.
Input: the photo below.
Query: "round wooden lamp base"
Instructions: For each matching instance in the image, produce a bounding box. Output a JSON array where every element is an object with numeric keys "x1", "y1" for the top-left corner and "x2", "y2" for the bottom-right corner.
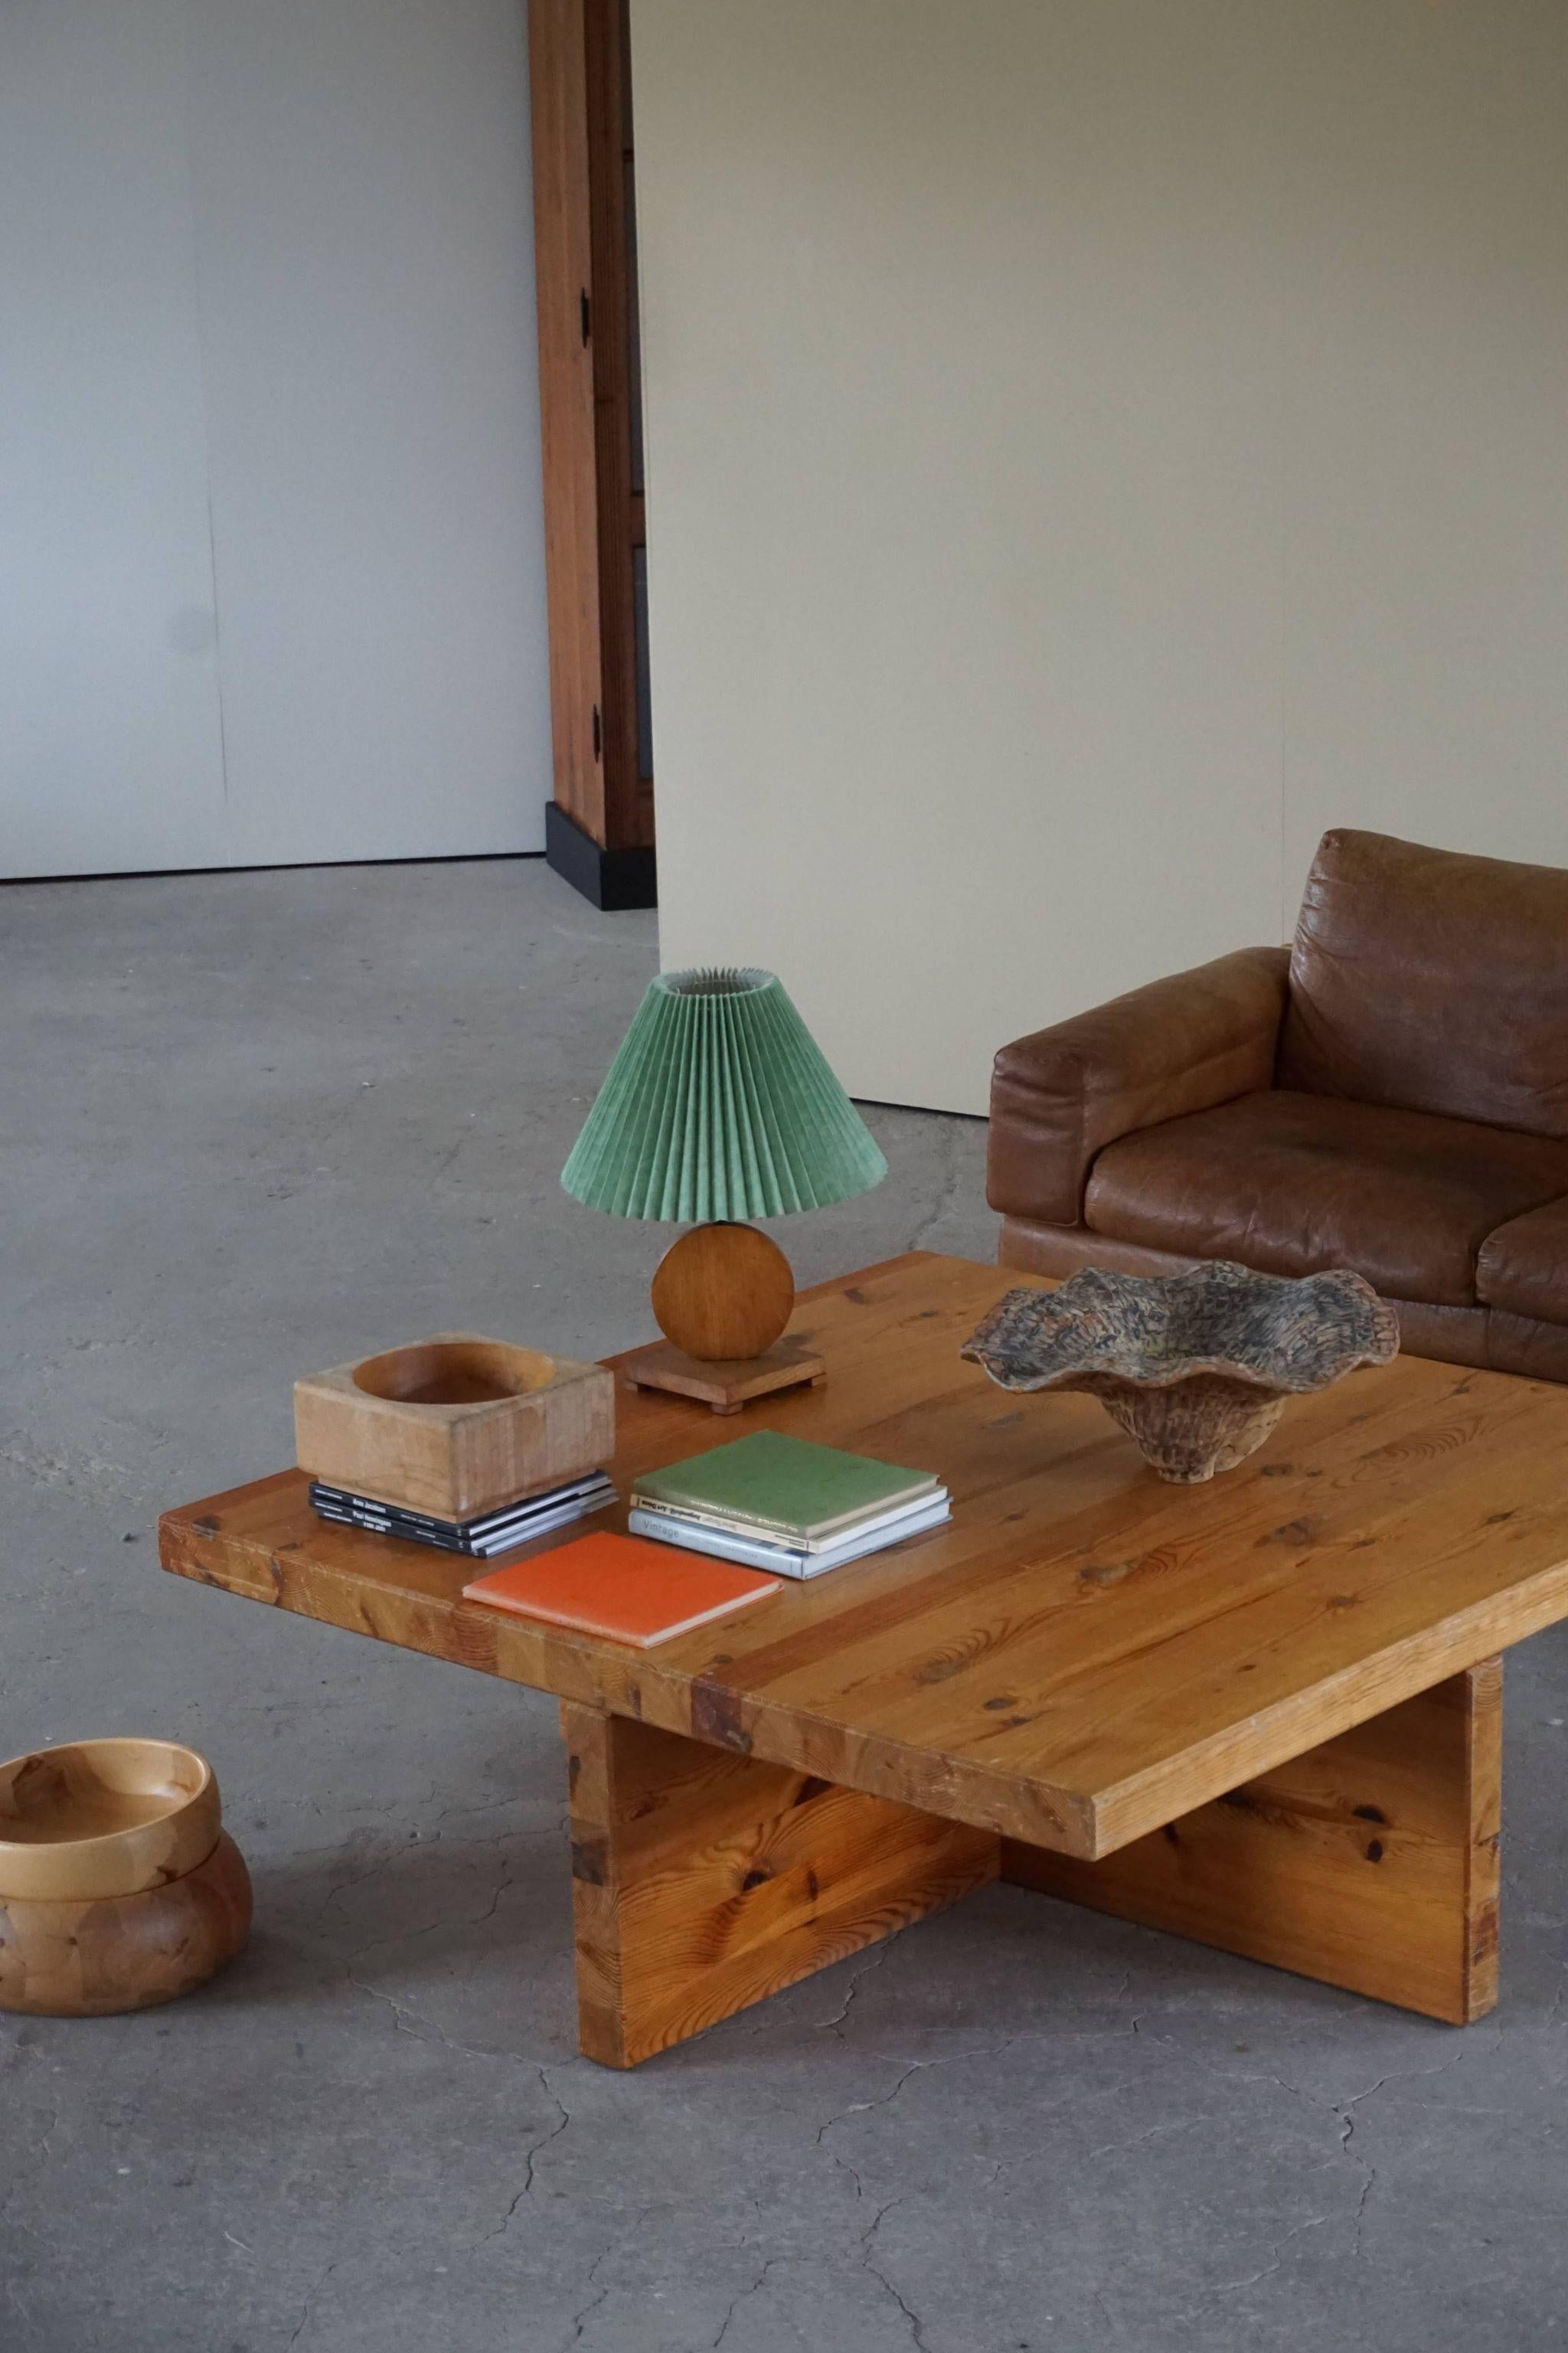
[
  {"x1": 627, "y1": 1223, "x2": 825, "y2": 1416},
  {"x1": 651, "y1": 1223, "x2": 795, "y2": 1361}
]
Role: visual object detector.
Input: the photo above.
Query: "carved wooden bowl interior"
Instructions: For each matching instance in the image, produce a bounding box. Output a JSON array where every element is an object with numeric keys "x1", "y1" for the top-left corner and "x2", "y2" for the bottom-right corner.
[
  {"x1": 352, "y1": 1338, "x2": 557, "y2": 1407},
  {"x1": 0, "y1": 1737, "x2": 220, "y2": 1903},
  {"x1": 962, "y1": 1260, "x2": 1400, "y2": 1483}
]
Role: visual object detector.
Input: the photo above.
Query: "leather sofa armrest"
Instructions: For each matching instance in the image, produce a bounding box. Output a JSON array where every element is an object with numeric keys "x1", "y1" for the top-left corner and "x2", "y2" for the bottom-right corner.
[{"x1": 987, "y1": 946, "x2": 1291, "y2": 1227}]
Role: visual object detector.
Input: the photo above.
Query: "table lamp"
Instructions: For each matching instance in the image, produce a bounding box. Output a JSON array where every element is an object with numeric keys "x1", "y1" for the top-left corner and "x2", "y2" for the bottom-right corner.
[{"x1": 561, "y1": 967, "x2": 887, "y2": 1413}]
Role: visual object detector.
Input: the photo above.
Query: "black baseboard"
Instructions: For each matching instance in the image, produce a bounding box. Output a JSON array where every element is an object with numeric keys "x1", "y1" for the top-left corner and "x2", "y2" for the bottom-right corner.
[{"x1": 544, "y1": 801, "x2": 657, "y2": 911}]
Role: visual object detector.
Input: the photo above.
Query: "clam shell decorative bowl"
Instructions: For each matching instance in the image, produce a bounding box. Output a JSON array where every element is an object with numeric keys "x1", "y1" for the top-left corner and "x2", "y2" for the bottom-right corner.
[{"x1": 961, "y1": 1261, "x2": 1399, "y2": 1484}]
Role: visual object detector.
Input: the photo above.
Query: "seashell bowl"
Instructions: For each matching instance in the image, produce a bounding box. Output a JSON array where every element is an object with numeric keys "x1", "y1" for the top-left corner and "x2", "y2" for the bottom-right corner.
[{"x1": 961, "y1": 1260, "x2": 1400, "y2": 1484}]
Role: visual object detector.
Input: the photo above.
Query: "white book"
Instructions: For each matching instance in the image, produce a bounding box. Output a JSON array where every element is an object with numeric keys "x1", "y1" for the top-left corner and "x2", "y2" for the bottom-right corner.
[
  {"x1": 626, "y1": 1492, "x2": 951, "y2": 1580},
  {"x1": 466, "y1": 1494, "x2": 614, "y2": 1557},
  {"x1": 631, "y1": 1488, "x2": 944, "y2": 1554}
]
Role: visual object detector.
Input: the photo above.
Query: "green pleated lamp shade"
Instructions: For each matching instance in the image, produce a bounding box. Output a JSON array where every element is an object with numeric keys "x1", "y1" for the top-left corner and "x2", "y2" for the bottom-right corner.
[{"x1": 561, "y1": 968, "x2": 887, "y2": 1222}]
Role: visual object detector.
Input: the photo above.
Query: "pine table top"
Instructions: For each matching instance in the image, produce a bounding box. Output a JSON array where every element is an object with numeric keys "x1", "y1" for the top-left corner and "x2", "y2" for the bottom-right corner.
[{"x1": 159, "y1": 1252, "x2": 1568, "y2": 1858}]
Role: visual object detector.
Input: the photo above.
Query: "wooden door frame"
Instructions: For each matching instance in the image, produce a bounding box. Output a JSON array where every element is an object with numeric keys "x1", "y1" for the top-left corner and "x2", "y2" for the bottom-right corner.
[{"x1": 530, "y1": 0, "x2": 656, "y2": 910}]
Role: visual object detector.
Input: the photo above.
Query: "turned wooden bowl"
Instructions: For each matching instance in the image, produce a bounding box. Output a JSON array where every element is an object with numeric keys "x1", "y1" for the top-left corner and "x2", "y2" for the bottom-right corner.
[
  {"x1": 0, "y1": 1737, "x2": 251, "y2": 2017},
  {"x1": 0, "y1": 1737, "x2": 221, "y2": 1902},
  {"x1": 962, "y1": 1261, "x2": 1399, "y2": 1483},
  {"x1": 295, "y1": 1332, "x2": 616, "y2": 1518},
  {"x1": 0, "y1": 1834, "x2": 251, "y2": 2018}
]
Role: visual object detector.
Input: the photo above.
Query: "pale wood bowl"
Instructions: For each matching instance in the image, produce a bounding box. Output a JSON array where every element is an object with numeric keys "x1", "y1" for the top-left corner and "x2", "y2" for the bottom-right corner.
[
  {"x1": 0, "y1": 1737, "x2": 222, "y2": 1902},
  {"x1": 295, "y1": 1331, "x2": 616, "y2": 1518},
  {"x1": 0, "y1": 1832, "x2": 252, "y2": 2017}
]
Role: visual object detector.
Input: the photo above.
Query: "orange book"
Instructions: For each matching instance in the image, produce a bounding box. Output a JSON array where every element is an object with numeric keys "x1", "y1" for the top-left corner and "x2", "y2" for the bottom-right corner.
[{"x1": 462, "y1": 1530, "x2": 780, "y2": 1648}]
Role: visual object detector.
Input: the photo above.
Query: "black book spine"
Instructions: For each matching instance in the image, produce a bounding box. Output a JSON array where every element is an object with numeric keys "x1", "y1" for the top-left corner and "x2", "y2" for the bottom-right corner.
[
  {"x1": 311, "y1": 1477, "x2": 611, "y2": 1544},
  {"x1": 310, "y1": 1484, "x2": 455, "y2": 1536},
  {"x1": 312, "y1": 1502, "x2": 477, "y2": 1554}
]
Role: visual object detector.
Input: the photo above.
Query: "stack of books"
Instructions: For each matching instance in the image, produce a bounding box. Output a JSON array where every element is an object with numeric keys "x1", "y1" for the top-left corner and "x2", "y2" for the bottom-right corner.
[
  {"x1": 628, "y1": 1430, "x2": 949, "y2": 1579},
  {"x1": 309, "y1": 1469, "x2": 615, "y2": 1559}
]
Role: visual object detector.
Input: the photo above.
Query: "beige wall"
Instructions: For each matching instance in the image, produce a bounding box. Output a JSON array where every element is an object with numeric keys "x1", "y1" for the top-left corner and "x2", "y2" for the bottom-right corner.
[{"x1": 633, "y1": 0, "x2": 1568, "y2": 1116}]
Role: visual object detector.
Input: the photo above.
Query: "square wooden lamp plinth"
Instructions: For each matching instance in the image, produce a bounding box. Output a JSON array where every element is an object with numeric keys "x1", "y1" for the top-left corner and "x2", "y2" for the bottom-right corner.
[
  {"x1": 619, "y1": 1335, "x2": 825, "y2": 1418},
  {"x1": 294, "y1": 1335, "x2": 616, "y2": 1518}
]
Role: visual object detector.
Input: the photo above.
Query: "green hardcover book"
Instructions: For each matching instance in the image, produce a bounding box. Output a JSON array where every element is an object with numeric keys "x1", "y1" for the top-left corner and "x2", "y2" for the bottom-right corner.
[{"x1": 632, "y1": 1430, "x2": 939, "y2": 1546}]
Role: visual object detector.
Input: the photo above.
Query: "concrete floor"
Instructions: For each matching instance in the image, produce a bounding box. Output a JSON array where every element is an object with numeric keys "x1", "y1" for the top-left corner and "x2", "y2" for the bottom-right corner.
[{"x1": 3, "y1": 855, "x2": 1568, "y2": 2353}]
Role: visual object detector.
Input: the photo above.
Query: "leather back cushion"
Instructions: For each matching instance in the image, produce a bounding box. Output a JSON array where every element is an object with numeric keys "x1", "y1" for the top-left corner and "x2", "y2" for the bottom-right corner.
[{"x1": 1278, "y1": 829, "x2": 1568, "y2": 1139}]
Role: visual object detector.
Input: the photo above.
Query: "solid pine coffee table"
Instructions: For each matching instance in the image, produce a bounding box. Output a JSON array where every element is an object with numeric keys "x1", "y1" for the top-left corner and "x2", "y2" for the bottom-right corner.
[{"x1": 159, "y1": 1253, "x2": 1568, "y2": 2067}]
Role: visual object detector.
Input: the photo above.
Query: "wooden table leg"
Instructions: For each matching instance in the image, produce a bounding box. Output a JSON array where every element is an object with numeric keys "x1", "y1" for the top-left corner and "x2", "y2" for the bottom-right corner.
[
  {"x1": 1003, "y1": 1662, "x2": 1502, "y2": 2025},
  {"x1": 561, "y1": 1703, "x2": 998, "y2": 2067}
]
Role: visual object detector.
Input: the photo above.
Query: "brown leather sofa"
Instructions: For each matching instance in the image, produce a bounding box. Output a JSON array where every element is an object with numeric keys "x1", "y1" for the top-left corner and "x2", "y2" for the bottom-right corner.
[{"x1": 988, "y1": 828, "x2": 1568, "y2": 1381}]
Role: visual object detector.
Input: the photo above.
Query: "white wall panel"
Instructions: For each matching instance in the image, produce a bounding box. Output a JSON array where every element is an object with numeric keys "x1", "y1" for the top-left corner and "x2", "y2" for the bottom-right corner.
[
  {"x1": 0, "y1": 0, "x2": 229, "y2": 877},
  {"x1": 1, "y1": 0, "x2": 549, "y2": 877},
  {"x1": 188, "y1": 0, "x2": 550, "y2": 866}
]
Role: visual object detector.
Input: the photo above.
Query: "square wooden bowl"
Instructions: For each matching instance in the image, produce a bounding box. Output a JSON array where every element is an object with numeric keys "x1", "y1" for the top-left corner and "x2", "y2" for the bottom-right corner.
[{"x1": 294, "y1": 1334, "x2": 616, "y2": 1519}]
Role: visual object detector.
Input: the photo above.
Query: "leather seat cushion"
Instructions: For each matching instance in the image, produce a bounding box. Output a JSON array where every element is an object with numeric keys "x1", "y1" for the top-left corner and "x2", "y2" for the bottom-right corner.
[
  {"x1": 1478, "y1": 1198, "x2": 1568, "y2": 1328},
  {"x1": 1084, "y1": 1090, "x2": 1568, "y2": 1307}
]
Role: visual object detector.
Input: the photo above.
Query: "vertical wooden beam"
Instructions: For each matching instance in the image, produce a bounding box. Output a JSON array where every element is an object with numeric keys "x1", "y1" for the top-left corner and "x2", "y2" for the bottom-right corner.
[
  {"x1": 1002, "y1": 1663, "x2": 1503, "y2": 2026},
  {"x1": 528, "y1": 0, "x2": 603, "y2": 842},
  {"x1": 581, "y1": 0, "x2": 650, "y2": 854},
  {"x1": 563, "y1": 1704, "x2": 998, "y2": 2069},
  {"x1": 530, "y1": 0, "x2": 655, "y2": 899}
]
